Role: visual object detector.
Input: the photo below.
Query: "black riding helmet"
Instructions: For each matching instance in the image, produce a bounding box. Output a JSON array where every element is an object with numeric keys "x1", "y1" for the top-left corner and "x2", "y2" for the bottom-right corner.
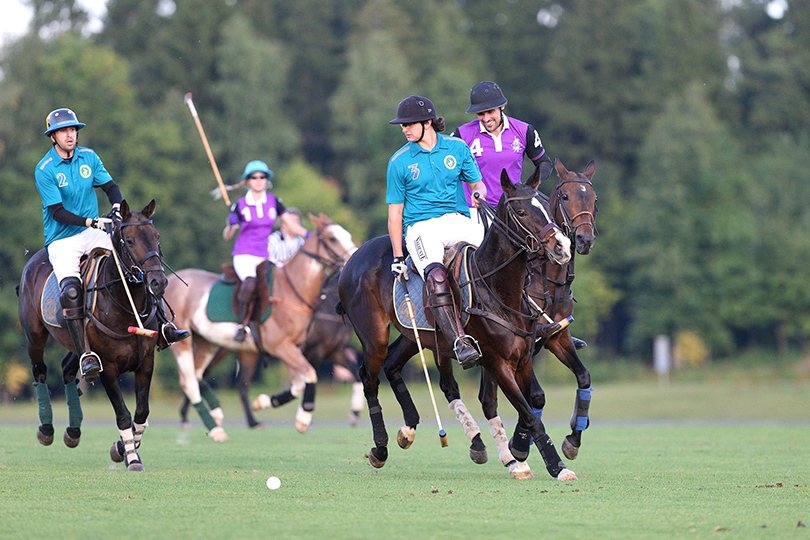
[
  {"x1": 466, "y1": 81, "x2": 507, "y2": 114},
  {"x1": 390, "y1": 96, "x2": 437, "y2": 124}
]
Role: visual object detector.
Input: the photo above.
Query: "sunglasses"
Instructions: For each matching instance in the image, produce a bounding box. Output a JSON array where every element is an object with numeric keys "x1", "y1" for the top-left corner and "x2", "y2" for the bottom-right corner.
[{"x1": 248, "y1": 174, "x2": 268, "y2": 180}]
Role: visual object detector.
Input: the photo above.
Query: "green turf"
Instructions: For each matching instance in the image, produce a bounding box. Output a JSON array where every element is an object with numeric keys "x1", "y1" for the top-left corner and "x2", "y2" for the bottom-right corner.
[{"x1": 1, "y1": 381, "x2": 808, "y2": 540}]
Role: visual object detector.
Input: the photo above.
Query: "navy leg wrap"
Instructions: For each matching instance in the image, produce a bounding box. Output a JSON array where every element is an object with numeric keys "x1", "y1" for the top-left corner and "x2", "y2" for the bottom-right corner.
[
  {"x1": 389, "y1": 373, "x2": 419, "y2": 427},
  {"x1": 271, "y1": 389, "x2": 296, "y2": 407},
  {"x1": 368, "y1": 397, "x2": 388, "y2": 448},
  {"x1": 301, "y1": 382, "x2": 316, "y2": 412},
  {"x1": 534, "y1": 432, "x2": 565, "y2": 478},
  {"x1": 569, "y1": 387, "x2": 592, "y2": 431}
]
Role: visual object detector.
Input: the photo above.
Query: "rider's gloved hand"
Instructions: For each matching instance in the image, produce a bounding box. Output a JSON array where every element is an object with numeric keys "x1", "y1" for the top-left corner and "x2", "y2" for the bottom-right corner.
[
  {"x1": 391, "y1": 256, "x2": 408, "y2": 279},
  {"x1": 91, "y1": 216, "x2": 113, "y2": 231},
  {"x1": 106, "y1": 205, "x2": 122, "y2": 225}
]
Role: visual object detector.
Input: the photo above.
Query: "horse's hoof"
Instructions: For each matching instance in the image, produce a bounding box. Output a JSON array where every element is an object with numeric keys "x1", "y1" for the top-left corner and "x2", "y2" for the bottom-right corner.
[
  {"x1": 209, "y1": 427, "x2": 229, "y2": 442},
  {"x1": 295, "y1": 409, "x2": 312, "y2": 433},
  {"x1": 252, "y1": 393, "x2": 271, "y2": 411},
  {"x1": 366, "y1": 447, "x2": 387, "y2": 468},
  {"x1": 508, "y1": 460, "x2": 534, "y2": 480},
  {"x1": 179, "y1": 421, "x2": 191, "y2": 430},
  {"x1": 63, "y1": 427, "x2": 81, "y2": 448},
  {"x1": 396, "y1": 426, "x2": 415, "y2": 449},
  {"x1": 562, "y1": 437, "x2": 579, "y2": 460},
  {"x1": 37, "y1": 425, "x2": 54, "y2": 446},
  {"x1": 110, "y1": 441, "x2": 125, "y2": 463},
  {"x1": 127, "y1": 460, "x2": 146, "y2": 472},
  {"x1": 469, "y1": 447, "x2": 488, "y2": 464},
  {"x1": 557, "y1": 468, "x2": 578, "y2": 481}
]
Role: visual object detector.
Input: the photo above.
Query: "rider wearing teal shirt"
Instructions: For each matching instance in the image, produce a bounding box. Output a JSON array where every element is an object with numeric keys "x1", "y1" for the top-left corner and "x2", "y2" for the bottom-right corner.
[{"x1": 36, "y1": 145, "x2": 114, "y2": 247}]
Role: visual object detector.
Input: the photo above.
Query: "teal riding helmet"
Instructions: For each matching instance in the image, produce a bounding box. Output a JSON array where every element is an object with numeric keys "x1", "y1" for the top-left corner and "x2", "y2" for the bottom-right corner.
[
  {"x1": 44, "y1": 108, "x2": 86, "y2": 136},
  {"x1": 242, "y1": 160, "x2": 274, "y2": 188}
]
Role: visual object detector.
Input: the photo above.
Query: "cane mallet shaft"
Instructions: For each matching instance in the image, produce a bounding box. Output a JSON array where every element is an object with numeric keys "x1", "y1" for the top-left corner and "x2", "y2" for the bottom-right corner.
[
  {"x1": 399, "y1": 275, "x2": 448, "y2": 447},
  {"x1": 184, "y1": 93, "x2": 231, "y2": 205},
  {"x1": 107, "y1": 228, "x2": 158, "y2": 338}
]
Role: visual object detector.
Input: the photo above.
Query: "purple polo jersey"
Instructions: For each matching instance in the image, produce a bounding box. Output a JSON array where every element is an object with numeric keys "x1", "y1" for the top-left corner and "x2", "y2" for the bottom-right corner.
[
  {"x1": 228, "y1": 192, "x2": 285, "y2": 257},
  {"x1": 452, "y1": 115, "x2": 546, "y2": 206}
]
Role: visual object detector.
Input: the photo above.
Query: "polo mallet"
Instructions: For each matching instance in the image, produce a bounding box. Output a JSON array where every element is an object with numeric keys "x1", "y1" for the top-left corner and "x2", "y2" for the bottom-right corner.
[
  {"x1": 106, "y1": 226, "x2": 158, "y2": 338},
  {"x1": 398, "y1": 273, "x2": 448, "y2": 447},
  {"x1": 184, "y1": 92, "x2": 231, "y2": 205}
]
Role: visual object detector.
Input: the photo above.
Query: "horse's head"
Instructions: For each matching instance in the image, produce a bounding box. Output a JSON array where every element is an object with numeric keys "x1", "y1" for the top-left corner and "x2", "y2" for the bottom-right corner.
[
  {"x1": 498, "y1": 170, "x2": 571, "y2": 265},
  {"x1": 550, "y1": 158, "x2": 597, "y2": 255},
  {"x1": 114, "y1": 199, "x2": 168, "y2": 297},
  {"x1": 308, "y1": 213, "x2": 358, "y2": 270}
]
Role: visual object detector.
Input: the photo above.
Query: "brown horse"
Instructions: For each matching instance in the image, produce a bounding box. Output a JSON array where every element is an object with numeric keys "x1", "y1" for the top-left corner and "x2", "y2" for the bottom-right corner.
[
  {"x1": 479, "y1": 158, "x2": 598, "y2": 478},
  {"x1": 17, "y1": 200, "x2": 165, "y2": 471},
  {"x1": 162, "y1": 214, "x2": 356, "y2": 441},
  {"x1": 178, "y1": 270, "x2": 363, "y2": 428},
  {"x1": 337, "y1": 173, "x2": 578, "y2": 480}
]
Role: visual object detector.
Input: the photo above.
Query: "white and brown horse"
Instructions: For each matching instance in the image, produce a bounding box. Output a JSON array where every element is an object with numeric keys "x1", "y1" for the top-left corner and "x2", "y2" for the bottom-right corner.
[{"x1": 163, "y1": 214, "x2": 356, "y2": 441}]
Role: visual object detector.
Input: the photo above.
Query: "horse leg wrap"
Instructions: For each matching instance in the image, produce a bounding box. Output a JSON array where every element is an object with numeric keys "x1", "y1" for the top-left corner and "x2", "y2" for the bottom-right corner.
[
  {"x1": 509, "y1": 425, "x2": 532, "y2": 462},
  {"x1": 488, "y1": 416, "x2": 515, "y2": 467},
  {"x1": 65, "y1": 379, "x2": 83, "y2": 428},
  {"x1": 118, "y1": 428, "x2": 139, "y2": 465},
  {"x1": 199, "y1": 379, "x2": 221, "y2": 410},
  {"x1": 301, "y1": 382, "x2": 316, "y2": 412},
  {"x1": 33, "y1": 381, "x2": 53, "y2": 426},
  {"x1": 133, "y1": 421, "x2": 148, "y2": 450},
  {"x1": 271, "y1": 389, "x2": 296, "y2": 408},
  {"x1": 193, "y1": 401, "x2": 219, "y2": 431},
  {"x1": 389, "y1": 374, "x2": 419, "y2": 427},
  {"x1": 533, "y1": 432, "x2": 565, "y2": 478},
  {"x1": 368, "y1": 399, "x2": 388, "y2": 448},
  {"x1": 569, "y1": 387, "x2": 592, "y2": 431},
  {"x1": 529, "y1": 408, "x2": 543, "y2": 446},
  {"x1": 448, "y1": 399, "x2": 481, "y2": 441}
]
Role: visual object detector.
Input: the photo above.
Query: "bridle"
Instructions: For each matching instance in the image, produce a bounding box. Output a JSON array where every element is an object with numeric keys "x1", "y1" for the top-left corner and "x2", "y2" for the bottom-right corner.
[
  {"x1": 553, "y1": 177, "x2": 597, "y2": 240},
  {"x1": 297, "y1": 222, "x2": 351, "y2": 274},
  {"x1": 115, "y1": 219, "x2": 165, "y2": 287},
  {"x1": 476, "y1": 193, "x2": 561, "y2": 258}
]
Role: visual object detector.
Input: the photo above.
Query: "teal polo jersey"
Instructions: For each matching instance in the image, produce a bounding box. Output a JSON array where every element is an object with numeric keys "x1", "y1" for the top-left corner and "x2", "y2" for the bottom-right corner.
[
  {"x1": 386, "y1": 134, "x2": 482, "y2": 231},
  {"x1": 35, "y1": 146, "x2": 114, "y2": 247}
]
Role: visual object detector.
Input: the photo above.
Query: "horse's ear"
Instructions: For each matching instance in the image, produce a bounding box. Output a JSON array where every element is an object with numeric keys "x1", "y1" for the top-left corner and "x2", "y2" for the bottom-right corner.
[
  {"x1": 554, "y1": 157, "x2": 568, "y2": 179},
  {"x1": 142, "y1": 199, "x2": 156, "y2": 218},
  {"x1": 584, "y1": 160, "x2": 596, "y2": 180},
  {"x1": 499, "y1": 169, "x2": 514, "y2": 194},
  {"x1": 310, "y1": 213, "x2": 323, "y2": 229},
  {"x1": 319, "y1": 212, "x2": 330, "y2": 223},
  {"x1": 120, "y1": 200, "x2": 130, "y2": 217}
]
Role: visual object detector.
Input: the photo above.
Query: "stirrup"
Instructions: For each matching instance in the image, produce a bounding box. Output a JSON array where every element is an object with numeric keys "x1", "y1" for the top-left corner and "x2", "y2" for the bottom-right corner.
[
  {"x1": 79, "y1": 351, "x2": 102, "y2": 382},
  {"x1": 453, "y1": 335, "x2": 482, "y2": 369}
]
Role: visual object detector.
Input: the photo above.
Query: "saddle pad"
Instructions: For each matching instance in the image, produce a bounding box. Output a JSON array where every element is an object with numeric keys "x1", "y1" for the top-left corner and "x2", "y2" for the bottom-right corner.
[
  {"x1": 41, "y1": 254, "x2": 106, "y2": 328},
  {"x1": 206, "y1": 270, "x2": 274, "y2": 323},
  {"x1": 393, "y1": 245, "x2": 474, "y2": 332}
]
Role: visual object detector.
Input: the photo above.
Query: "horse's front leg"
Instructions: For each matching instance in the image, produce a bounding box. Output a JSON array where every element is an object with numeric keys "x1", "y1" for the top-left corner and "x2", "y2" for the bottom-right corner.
[
  {"x1": 175, "y1": 337, "x2": 227, "y2": 441},
  {"x1": 496, "y1": 361, "x2": 575, "y2": 481},
  {"x1": 479, "y1": 368, "x2": 527, "y2": 475},
  {"x1": 271, "y1": 341, "x2": 318, "y2": 433},
  {"x1": 232, "y1": 350, "x2": 264, "y2": 428},
  {"x1": 60, "y1": 352, "x2": 83, "y2": 448},
  {"x1": 131, "y1": 354, "x2": 154, "y2": 452},
  {"x1": 546, "y1": 332, "x2": 593, "y2": 459},
  {"x1": 382, "y1": 335, "x2": 420, "y2": 449},
  {"x1": 101, "y1": 373, "x2": 144, "y2": 472}
]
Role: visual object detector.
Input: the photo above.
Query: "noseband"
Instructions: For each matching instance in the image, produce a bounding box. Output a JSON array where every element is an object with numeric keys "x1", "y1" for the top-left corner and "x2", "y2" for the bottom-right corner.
[{"x1": 478, "y1": 194, "x2": 561, "y2": 256}]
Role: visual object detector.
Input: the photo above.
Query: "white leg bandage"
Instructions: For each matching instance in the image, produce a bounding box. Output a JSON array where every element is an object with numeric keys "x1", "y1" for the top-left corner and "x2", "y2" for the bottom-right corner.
[
  {"x1": 448, "y1": 399, "x2": 481, "y2": 441},
  {"x1": 488, "y1": 416, "x2": 516, "y2": 467}
]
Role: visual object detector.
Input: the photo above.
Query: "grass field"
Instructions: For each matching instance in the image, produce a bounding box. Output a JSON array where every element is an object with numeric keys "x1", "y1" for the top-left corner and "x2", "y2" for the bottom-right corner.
[{"x1": 1, "y1": 379, "x2": 808, "y2": 540}]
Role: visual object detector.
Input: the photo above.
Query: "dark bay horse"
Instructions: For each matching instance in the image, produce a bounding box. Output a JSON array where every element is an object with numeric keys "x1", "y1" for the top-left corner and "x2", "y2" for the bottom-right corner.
[
  {"x1": 17, "y1": 200, "x2": 165, "y2": 471},
  {"x1": 479, "y1": 158, "x2": 598, "y2": 478},
  {"x1": 337, "y1": 173, "x2": 578, "y2": 480},
  {"x1": 178, "y1": 270, "x2": 363, "y2": 428},
  {"x1": 163, "y1": 214, "x2": 356, "y2": 441}
]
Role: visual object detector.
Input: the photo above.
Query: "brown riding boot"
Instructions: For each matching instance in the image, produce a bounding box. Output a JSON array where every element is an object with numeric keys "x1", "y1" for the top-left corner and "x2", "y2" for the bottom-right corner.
[
  {"x1": 60, "y1": 277, "x2": 101, "y2": 383},
  {"x1": 234, "y1": 277, "x2": 257, "y2": 342},
  {"x1": 424, "y1": 264, "x2": 481, "y2": 370}
]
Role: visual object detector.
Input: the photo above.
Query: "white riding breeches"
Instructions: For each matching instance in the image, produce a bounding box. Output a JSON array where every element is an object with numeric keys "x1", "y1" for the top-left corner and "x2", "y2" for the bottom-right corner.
[
  {"x1": 47, "y1": 228, "x2": 113, "y2": 284},
  {"x1": 405, "y1": 212, "x2": 484, "y2": 278},
  {"x1": 233, "y1": 254, "x2": 267, "y2": 281}
]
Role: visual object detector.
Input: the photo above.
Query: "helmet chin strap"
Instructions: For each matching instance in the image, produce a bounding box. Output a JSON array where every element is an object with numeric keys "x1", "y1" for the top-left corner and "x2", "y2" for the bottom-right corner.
[{"x1": 414, "y1": 122, "x2": 426, "y2": 143}]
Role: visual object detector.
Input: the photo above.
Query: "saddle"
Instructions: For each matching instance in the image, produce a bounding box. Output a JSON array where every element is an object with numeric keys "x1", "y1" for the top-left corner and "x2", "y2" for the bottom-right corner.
[
  {"x1": 393, "y1": 243, "x2": 474, "y2": 332},
  {"x1": 41, "y1": 248, "x2": 110, "y2": 328},
  {"x1": 206, "y1": 260, "x2": 273, "y2": 323}
]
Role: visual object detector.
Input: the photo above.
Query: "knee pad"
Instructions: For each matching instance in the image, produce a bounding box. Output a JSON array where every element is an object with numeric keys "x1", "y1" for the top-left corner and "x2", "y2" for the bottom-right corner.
[
  {"x1": 59, "y1": 277, "x2": 84, "y2": 312},
  {"x1": 425, "y1": 264, "x2": 452, "y2": 307}
]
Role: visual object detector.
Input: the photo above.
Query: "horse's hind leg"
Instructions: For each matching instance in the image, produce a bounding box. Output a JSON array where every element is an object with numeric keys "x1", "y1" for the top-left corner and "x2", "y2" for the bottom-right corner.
[
  {"x1": 58, "y1": 352, "x2": 83, "y2": 448},
  {"x1": 27, "y1": 332, "x2": 54, "y2": 446},
  {"x1": 382, "y1": 336, "x2": 420, "y2": 449},
  {"x1": 233, "y1": 351, "x2": 264, "y2": 428},
  {"x1": 546, "y1": 335, "x2": 592, "y2": 459}
]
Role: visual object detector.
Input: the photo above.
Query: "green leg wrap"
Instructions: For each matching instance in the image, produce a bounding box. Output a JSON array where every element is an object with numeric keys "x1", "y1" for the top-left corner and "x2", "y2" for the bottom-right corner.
[
  {"x1": 65, "y1": 379, "x2": 83, "y2": 428},
  {"x1": 199, "y1": 379, "x2": 221, "y2": 410},
  {"x1": 34, "y1": 382, "x2": 53, "y2": 425},
  {"x1": 193, "y1": 401, "x2": 218, "y2": 431}
]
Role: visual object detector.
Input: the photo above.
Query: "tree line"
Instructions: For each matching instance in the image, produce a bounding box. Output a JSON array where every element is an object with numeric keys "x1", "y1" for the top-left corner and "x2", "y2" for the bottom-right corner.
[{"x1": 1, "y1": 0, "x2": 809, "y2": 392}]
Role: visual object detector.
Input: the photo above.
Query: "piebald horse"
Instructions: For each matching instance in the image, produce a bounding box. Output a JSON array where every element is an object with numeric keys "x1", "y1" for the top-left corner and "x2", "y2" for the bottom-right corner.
[{"x1": 163, "y1": 214, "x2": 356, "y2": 440}]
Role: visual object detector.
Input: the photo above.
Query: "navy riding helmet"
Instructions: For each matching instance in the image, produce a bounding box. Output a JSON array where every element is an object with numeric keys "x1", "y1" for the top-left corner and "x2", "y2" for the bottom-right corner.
[
  {"x1": 390, "y1": 96, "x2": 437, "y2": 124},
  {"x1": 44, "y1": 108, "x2": 86, "y2": 136},
  {"x1": 466, "y1": 82, "x2": 507, "y2": 114}
]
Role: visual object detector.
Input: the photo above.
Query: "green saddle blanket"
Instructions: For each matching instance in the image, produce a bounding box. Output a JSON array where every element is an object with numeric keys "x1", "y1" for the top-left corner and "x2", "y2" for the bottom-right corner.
[{"x1": 206, "y1": 271, "x2": 274, "y2": 324}]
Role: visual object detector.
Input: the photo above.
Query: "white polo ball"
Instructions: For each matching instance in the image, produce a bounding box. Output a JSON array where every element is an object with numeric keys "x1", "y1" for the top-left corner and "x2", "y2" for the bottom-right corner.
[{"x1": 266, "y1": 476, "x2": 281, "y2": 490}]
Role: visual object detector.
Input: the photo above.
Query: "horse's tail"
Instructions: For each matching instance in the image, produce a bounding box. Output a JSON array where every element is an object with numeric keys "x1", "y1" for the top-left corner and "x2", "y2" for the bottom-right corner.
[{"x1": 335, "y1": 301, "x2": 345, "y2": 316}]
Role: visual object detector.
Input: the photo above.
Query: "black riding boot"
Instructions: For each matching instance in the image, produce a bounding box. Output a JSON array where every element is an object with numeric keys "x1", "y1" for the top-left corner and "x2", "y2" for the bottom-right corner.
[
  {"x1": 425, "y1": 264, "x2": 481, "y2": 370},
  {"x1": 155, "y1": 301, "x2": 190, "y2": 350},
  {"x1": 571, "y1": 336, "x2": 588, "y2": 349},
  {"x1": 234, "y1": 277, "x2": 257, "y2": 342},
  {"x1": 60, "y1": 277, "x2": 101, "y2": 383}
]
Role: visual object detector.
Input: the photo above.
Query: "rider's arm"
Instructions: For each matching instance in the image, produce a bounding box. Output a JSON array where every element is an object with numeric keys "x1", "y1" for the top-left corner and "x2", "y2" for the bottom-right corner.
[
  {"x1": 99, "y1": 180, "x2": 123, "y2": 205},
  {"x1": 467, "y1": 181, "x2": 486, "y2": 209},
  {"x1": 388, "y1": 203, "x2": 405, "y2": 258},
  {"x1": 531, "y1": 152, "x2": 553, "y2": 185},
  {"x1": 48, "y1": 203, "x2": 88, "y2": 227}
]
